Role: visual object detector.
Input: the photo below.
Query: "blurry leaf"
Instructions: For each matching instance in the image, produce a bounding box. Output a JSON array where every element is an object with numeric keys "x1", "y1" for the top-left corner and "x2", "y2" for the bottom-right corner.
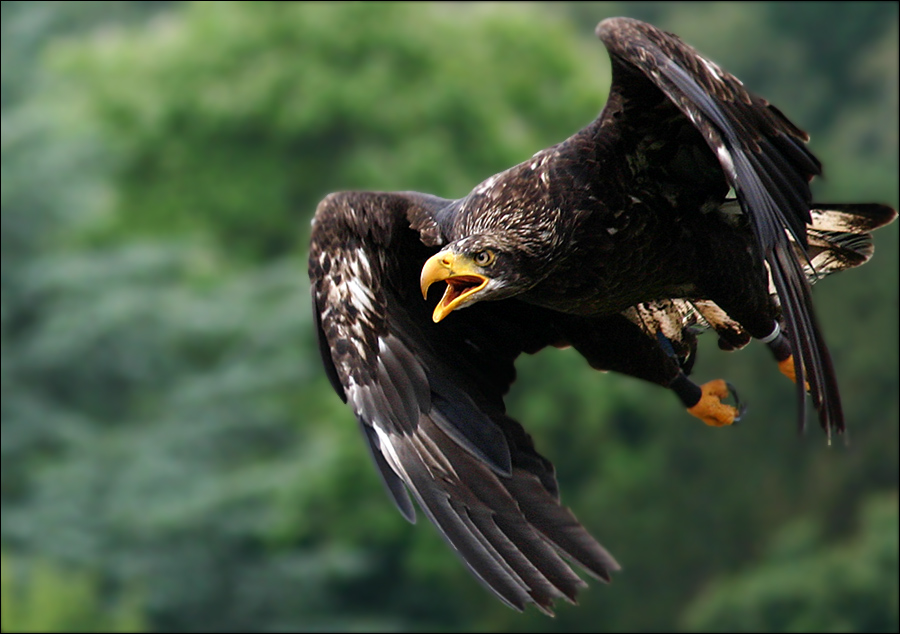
[
  {"x1": 0, "y1": 551, "x2": 145, "y2": 633},
  {"x1": 683, "y1": 494, "x2": 900, "y2": 633},
  {"x1": 50, "y1": 1, "x2": 608, "y2": 260}
]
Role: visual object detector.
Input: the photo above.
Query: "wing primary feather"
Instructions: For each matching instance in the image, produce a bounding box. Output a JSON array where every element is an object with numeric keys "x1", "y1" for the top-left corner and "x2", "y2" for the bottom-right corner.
[
  {"x1": 359, "y1": 423, "x2": 417, "y2": 523},
  {"x1": 397, "y1": 439, "x2": 533, "y2": 611},
  {"x1": 460, "y1": 468, "x2": 591, "y2": 603},
  {"x1": 430, "y1": 395, "x2": 513, "y2": 476},
  {"x1": 461, "y1": 506, "x2": 573, "y2": 612},
  {"x1": 769, "y1": 131, "x2": 821, "y2": 179},
  {"x1": 400, "y1": 418, "x2": 614, "y2": 612},
  {"x1": 744, "y1": 149, "x2": 813, "y2": 267},
  {"x1": 504, "y1": 474, "x2": 621, "y2": 582},
  {"x1": 376, "y1": 338, "x2": 424, "y2": 432}
]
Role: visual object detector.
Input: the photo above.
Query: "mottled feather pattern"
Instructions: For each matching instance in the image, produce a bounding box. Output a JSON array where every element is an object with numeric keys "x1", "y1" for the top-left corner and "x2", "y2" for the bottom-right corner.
[{"x1": 453, "y1": 150, "x2": 571, "y2": 261}]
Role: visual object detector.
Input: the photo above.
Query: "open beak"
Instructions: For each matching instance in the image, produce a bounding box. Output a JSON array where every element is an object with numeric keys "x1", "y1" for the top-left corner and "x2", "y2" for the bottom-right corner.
[{"x1": 420, "y1": 251, "x2": 489, "y2": 323}]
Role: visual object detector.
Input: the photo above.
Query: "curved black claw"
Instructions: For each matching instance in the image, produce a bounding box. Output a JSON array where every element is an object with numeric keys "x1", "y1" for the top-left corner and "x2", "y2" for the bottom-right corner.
[{"x1": 724, "y1": 381, "x2": 748, "y2": 424}]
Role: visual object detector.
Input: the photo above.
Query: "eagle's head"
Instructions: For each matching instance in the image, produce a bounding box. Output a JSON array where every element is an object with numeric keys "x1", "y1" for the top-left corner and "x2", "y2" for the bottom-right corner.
[
  {"x1": 420, "y1": 154, "x2": 569, "y2": 322},
  {"x1": 419, "y1": 232, "x2": 548, "y2": 322}
]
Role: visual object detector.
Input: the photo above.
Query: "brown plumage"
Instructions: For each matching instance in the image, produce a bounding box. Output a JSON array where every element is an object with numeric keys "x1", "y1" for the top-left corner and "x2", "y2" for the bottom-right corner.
[{"x1": 308, "y1": 18, "x2": 896, "y2": 613}]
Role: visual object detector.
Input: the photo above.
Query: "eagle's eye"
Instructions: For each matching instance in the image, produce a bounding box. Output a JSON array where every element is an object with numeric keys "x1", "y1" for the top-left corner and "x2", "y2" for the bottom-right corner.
[{"x1": 473, "y1": 249, "x2": 495, "y2": 267}]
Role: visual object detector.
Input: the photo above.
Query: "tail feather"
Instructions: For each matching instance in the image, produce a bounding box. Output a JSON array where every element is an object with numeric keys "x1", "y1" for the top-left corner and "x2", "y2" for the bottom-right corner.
[
  {"x1": 808, "y1": 203, "x2": 897, "y2": 234},
  {"x1": 800, "y1": 204, "x2": 897, "y2": 280}
]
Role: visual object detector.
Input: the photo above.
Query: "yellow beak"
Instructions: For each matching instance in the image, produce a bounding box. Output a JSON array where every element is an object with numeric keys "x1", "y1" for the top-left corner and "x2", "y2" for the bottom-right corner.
[{"x1": 420, "y1": 251, "x2": 489, "y2": 323}]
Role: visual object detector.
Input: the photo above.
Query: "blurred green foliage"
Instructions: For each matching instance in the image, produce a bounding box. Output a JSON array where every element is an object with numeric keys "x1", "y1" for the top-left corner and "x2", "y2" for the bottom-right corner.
[
  {"x1": 1, "y1": 552, "x2": 144, "y2": 633},
  {"x1": 1, "y1": 1, "x2": 897, "y2": 632},
  {"x1": 53, "y1": 1, "x2": 606, "y2": 260},
  {"x1": 684, "y1": 494, "x2": 899, "y2": 633}
]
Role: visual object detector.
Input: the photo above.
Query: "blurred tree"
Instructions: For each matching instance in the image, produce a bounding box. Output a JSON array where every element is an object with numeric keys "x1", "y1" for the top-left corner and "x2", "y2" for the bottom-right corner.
[
  {"x1": 683, "y1": 494, "x2": 899, "y2": 632},
  {"x1": 54, "y1": 0, "x2": 607, "y2": 260},
  {"x1": 1, "y1": 0, "x2": 176, "y2": 508},
  {"x1": 1, "y1": 552, "x2": 144, "y2": 633}
]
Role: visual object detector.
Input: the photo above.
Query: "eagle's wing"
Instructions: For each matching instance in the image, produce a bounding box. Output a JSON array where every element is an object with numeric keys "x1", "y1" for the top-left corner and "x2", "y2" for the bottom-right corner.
[
  {"x1": 309, "y1": 191, "x2": 619, "y2": 614},
  {"x1": 597, "y1": 17, "x2": 840, "y2": 434}
]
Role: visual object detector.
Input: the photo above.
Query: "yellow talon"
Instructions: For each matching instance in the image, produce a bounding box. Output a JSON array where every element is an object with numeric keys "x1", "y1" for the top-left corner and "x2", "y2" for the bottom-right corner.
[{"x1": 687, "y1": 379, "x2": 741, "y2": 427}]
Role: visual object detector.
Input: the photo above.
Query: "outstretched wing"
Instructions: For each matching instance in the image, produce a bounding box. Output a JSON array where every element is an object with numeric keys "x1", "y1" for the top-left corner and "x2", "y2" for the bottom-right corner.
[
  {"x1": 597, "y1": 17, "x2": 840, "y2": 435},
  {"x1": 309, "y1": 191, "x2": 619, "y2": 613}
]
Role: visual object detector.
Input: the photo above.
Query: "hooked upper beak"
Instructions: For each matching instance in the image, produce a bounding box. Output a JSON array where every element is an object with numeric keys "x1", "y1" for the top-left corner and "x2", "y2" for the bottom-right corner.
[{"x1": 420, "y1": 251, "x2": 489, "y2": 323}]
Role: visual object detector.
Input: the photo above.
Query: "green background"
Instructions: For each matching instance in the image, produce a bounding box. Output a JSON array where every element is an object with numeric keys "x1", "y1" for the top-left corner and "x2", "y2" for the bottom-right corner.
[{"x1": 2, "y1": 2, "x2": 897, "y2": 631}]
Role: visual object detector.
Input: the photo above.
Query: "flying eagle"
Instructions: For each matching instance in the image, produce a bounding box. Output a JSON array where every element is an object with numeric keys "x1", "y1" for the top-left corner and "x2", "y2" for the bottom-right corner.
[{"x1": 308, "y1": 18, "x2": 896, "y2": 613}]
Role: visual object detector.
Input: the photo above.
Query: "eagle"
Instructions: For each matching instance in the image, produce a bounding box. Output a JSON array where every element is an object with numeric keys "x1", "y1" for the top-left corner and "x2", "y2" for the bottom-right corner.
[{"x1": 308, "y1": 18, "x2": 896, "y2": 613}]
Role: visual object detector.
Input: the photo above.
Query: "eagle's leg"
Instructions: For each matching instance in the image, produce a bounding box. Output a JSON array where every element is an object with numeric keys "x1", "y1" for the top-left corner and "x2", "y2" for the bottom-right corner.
[
  {"x1": 560, "y1": 314, "x2": 743, "y2": 427},
  {"x1": 669, "y1": 373, "x2": 745, "y2": 427},
  {"x1": 696, "y1": 222, "x2": 808, "y2": 395},
  {"x1": 757, "y1": 321, "x2": 808, "y2": 389},
  {"x1": 725, "y1": 309, "x2": 810, "y2": 391}
]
